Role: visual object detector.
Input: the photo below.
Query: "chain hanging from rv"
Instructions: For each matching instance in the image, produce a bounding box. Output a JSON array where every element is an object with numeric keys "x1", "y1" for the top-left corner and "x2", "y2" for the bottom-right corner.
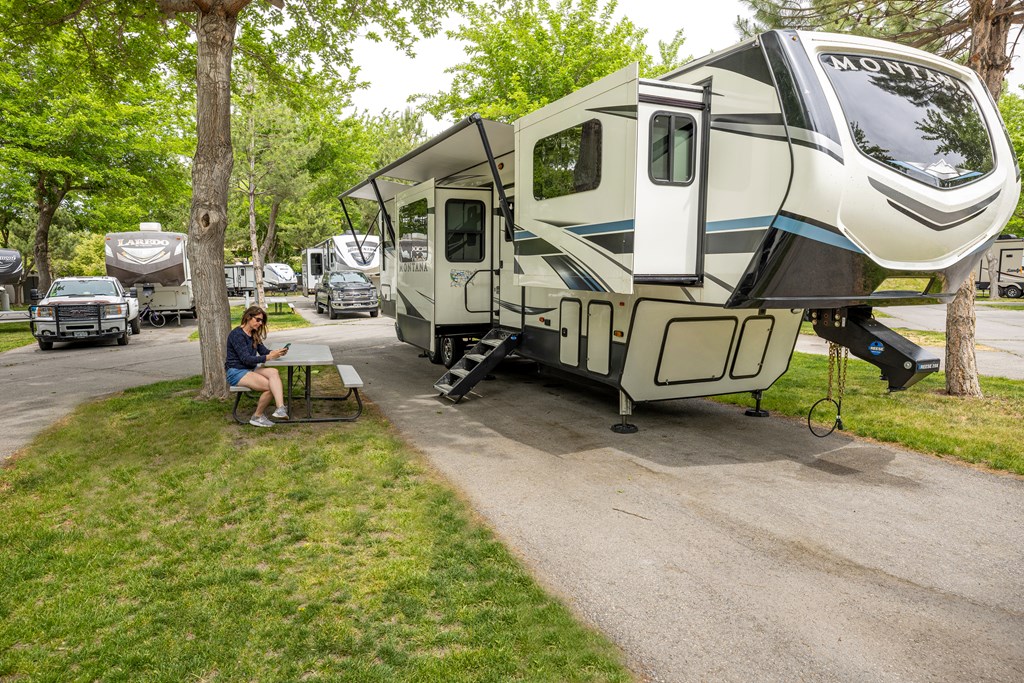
[{"x1": 808, "y1": 342, "x2": 849, "y2": 438}]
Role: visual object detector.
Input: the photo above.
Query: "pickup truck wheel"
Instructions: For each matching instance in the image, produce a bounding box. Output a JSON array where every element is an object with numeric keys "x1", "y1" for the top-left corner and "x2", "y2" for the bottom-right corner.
[
  {"x1": 370, "y1": 309, "x2": 379, "y2": 318},
  {"x1": 328, "y1": 306, "x2": 338, "y2": 320},
  {"x1": 37, "y1": 339, "x2": 53, "y2": 351},
  {"x1": 131, "y1": 316, "x2": 141, "y2": 334},
  {"x1": 117, "y1": 327, "x2": 130, "y2": 346}
]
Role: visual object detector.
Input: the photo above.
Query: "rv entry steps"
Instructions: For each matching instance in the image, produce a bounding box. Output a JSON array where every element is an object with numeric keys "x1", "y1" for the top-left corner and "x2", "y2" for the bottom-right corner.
[{"x1": 434, "y1": 328, "x2": 520, "y2": 402}]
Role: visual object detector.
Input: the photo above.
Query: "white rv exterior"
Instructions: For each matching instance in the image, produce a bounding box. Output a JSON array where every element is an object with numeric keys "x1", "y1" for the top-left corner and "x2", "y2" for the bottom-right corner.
[
  {"x1": 301, "y1": 234, "x2": 381, "y2": 295},
  {"x1": 975, "y1": 236, "x2": 1024, "y2": 297},
  {"x1": 263, "y1": 262, "x2": 297, "y2": 292},
  {"x1": 104, "y1": 224, "x2": 194, "y2": 315},
  {"x1": 342, "y1": 30, "x2": 1020, "y2": 422},
  {"x1": 224, "y1": 263, "x2": 257, "y2": 296}
]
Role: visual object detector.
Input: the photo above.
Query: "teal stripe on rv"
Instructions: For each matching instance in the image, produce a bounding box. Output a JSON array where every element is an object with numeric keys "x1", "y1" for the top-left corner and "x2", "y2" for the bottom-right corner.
[
  {"x1": 706, "y1": 216, "x2": 774, "y2": 232},
  {"x1": 773, "y1": 215, "x2": 864, "y2": 253},
  {"x1": 566, "y1": 219, "x2": 634, "y2": 235}
]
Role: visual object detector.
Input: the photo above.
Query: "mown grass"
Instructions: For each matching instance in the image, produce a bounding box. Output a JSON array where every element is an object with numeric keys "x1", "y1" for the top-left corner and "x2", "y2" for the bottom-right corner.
[
  {"x1": 0, "y1": 321, "x2": 34, "y2": 353},
  {"x1": 715, "y1": 352, "x2": 1024, "y2": 474},
  {"x1": 0, "y1": 376, "x2": 631, "y2": 683},
  {"x1": 190, "y1": 305, "x2": 311, "y2": 341}
]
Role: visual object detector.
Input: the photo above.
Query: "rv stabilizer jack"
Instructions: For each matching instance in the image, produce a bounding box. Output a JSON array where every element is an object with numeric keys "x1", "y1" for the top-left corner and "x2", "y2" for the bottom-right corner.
[{"x1": 809, "y1": 306, "x2": 940, "y2": 391}]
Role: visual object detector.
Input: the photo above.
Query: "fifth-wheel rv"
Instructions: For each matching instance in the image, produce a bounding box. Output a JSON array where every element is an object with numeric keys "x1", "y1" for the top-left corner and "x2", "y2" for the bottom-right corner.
[
  {"x1": 975, "y1": 235, "x2": 1024, "y2": 298},
  {"x1": 264, "y1": 262, "x2": 298, "y2": 292},
  {"x1": 341, "y1": 30, "x2": 1020, "y2": 429},
  {"x1": 300, "y1": 233, "x2": 381, "y2": 295},
  {"x1": 105, "y1": 223, "x2": 194, "y2": 318},
  {"x1": 0, "y1": 249, "x2": 23, "y2": 310}
]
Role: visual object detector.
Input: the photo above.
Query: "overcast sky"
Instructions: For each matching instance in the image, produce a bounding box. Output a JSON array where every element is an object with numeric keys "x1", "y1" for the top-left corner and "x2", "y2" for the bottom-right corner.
[{"x1": 347, "y1": 0, "x2": 1024, "y2": 134}]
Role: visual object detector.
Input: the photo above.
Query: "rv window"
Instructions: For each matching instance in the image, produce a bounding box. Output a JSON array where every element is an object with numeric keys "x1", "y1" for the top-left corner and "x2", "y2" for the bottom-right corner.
[
  {"x1": 444, "y1": 199, "x2": 485, "y2": 262},
  {"x1": 820, "y1": 53, "x2": 994, "y2": 189},
  {"x1": 533, "y1": 119, "x2": 602, "y2": 200},
  {"x1": 650, "y1": 114, "x2": 695, "y2": 184},
  {"x1": 398, "y1": 198, "x2": 429, "y2": 263}
]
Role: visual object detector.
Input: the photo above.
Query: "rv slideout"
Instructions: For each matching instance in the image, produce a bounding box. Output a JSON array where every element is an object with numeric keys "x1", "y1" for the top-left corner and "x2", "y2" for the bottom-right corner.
[
  {"x1": 105, "y1": 224, "x2": 194, "y2": 318},
  {"x1": 341, "y1": 30, "x2": 1020, "y2": 429}
]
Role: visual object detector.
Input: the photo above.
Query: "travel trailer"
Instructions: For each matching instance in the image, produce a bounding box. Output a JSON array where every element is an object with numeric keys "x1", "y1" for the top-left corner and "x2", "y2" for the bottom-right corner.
[
  {"x1": 0, "y1": 249, "x2": 23, "y2": 285},
  {"x1": 300, "y1": 233, "x2": 381, "y2": 295},
  {"x1": 341, "y1": 30, "x2": 1020, "y2": 430},
  {"x1": 105, "y1": 223, "x2": 194, "y2": 318},
  {"x1": 264, "y1": 262, "x2": 297, "y2": 292},
  {"x1": 0, "y1": 249, "x2": 23, "y2": 310},
  {"x1": 224, "y1": 263, "x2": 256, "y2": 297},
  {"x1": 975, "y1": 235, "x2": 1023, "y2": 298}
]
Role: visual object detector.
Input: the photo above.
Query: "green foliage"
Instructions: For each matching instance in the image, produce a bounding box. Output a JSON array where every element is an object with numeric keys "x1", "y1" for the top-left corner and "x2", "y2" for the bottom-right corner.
[
  {"x1": 0, "y1": 377, "x2": 631, "y2": 681},
  {"x1": 50, "y1": 232, "x2": 105, "y2": 277},
  {"x1": 999, "y1": 90, "x2": 1024, "y2": 235},
  {"x1": 418, "y1": 0, "x2": 687, "y2": 122}
]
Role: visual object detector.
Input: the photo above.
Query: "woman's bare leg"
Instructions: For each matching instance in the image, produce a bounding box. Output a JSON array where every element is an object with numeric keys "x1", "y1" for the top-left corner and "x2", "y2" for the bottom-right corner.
[
  {"x1": 254, "y1": 367, "x2": 285, "y2": 410},
  {"x1": 238, "y1": 371, "x2": 272, "y2": 417}
]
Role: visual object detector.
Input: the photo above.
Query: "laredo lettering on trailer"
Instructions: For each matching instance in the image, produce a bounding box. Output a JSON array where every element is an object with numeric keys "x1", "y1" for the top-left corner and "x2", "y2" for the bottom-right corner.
[{"x1": 823, "y1": 54, "x2": 957, "y2": 89}]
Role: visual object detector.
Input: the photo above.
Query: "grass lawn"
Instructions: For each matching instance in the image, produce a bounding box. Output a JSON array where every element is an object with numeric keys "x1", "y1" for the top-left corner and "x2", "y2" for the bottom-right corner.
[
  {"x1": 0, "y1": 321, "x2": 35, "y2": 353},
  {"x1": 715, "y1": 351, "x2": 1024, "y2": 475},
  {"x1": 0, "y1": 376, "x2": 631, "y2": 683},
  {"x1": 189, "y1": 305, "x2": 311, "y2": 341},
  {"x1": 800, "y1": 321, "x2": 948, "y2": 348}
]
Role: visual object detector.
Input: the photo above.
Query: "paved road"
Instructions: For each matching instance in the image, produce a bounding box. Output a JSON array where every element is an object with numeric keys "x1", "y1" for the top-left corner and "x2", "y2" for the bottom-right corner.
[{"x1": 1, "y1": 300, "x2": 1022, "y2": 682}]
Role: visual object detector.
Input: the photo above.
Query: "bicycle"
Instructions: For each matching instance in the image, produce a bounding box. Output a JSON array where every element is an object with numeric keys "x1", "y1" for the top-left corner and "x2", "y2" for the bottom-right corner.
[{"x1": 139, "y1": 303, "x2": 166, "y2": 328}]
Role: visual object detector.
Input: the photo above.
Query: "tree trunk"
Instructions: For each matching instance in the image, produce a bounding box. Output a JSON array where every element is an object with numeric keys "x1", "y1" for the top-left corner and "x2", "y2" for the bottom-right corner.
[
  {"x1": 258, "y1": 199, "x2": 280, "y2": 265},
  {"x1": 248, "y1": 187, "x2": 267, "y2": 309},
  {"x1": 944, "y1": 0, "x2": 1014, "y2": 397},
  {"x1": 189, "y1": 6, "x2": 238, "y2": 400},
  {"x1": 945, "y1": 275, "x2": 983, "y2": 397},
  {"x1": 985, "y1": 249, "x2": 1001, "y2": 299},
  {"x1": 33, "y1": 173, "x2": 70, "y2": 293}
]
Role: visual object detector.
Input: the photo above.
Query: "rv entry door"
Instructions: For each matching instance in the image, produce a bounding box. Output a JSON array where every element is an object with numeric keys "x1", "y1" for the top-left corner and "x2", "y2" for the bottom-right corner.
[{"x1": 633, "y1": 81, "x2": 709, "y2": 282}]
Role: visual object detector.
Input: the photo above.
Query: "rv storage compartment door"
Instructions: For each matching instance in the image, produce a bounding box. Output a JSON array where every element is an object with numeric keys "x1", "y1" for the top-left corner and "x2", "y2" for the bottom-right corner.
[
  {"x1": 560, "y1": 299, "x2": 581, "y2": 367},
  {"x1": 633, "y1": 81, "x2": 707, "y2": 282}
]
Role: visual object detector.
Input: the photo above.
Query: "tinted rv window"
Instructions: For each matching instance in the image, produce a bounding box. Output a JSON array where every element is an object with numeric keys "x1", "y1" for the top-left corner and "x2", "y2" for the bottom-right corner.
[
  {"x1": 533, "y1": 119, "x2": 602, "y2": 200},
  {"x1": 650, "y1": 114, "x2": 695, "y2": 184},
  {"x1": 444, "y1": 199, "x2": 485, "y2": 262},
  {"x1": 398, "y1": 198, "x2": 429, "y2": 263},
  {"x1": 820, "y1": 53, "x2": 994, "y2": 188}
]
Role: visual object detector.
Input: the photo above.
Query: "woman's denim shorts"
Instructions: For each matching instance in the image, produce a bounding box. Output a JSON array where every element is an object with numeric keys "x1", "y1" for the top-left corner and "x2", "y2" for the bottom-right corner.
[{"x1": 226, "y1": 367, "x2": 250, "y2": 386}]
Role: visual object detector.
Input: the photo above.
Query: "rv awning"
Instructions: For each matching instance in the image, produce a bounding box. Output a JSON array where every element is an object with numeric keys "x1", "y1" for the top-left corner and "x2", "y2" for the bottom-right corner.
[{"x1": 339, "y1": 115, "x2": 514, "y2": 202}]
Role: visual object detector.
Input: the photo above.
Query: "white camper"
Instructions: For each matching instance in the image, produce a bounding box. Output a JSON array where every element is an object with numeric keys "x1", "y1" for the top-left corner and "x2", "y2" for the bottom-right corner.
[
  {"x1": 264, "y1": 262, "x2": 297, "y2": 292},
  {"x1": 301, "y1": 233, "x2": 381, "y2": 295},
  {"x1": 341, "y1": 30, "x2": 1020, "y2": 429},
  {"x1": 105, "y1": 223, "x2": 194, "y2": 318},
  {"x1": 975, "y1": 236, "x2": 1024, "y2": 298},
  {"x1": 224, "y1": 263, "x2": 257, "y2": 297}
]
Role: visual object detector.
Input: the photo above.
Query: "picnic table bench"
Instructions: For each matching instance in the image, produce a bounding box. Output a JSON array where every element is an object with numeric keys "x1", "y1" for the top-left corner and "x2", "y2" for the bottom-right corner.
[{"x1": 231, "y1": 361, "x2": 363, "y2": 424}]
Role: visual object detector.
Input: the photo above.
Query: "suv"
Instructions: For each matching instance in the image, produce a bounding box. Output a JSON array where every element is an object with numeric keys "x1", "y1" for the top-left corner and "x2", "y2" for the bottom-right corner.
[
  {"x1": 30, "y1": 276, "x2": 140, "y2": 350},
  {"x1": 314, "y1": 270, "x2": 379, "y2": 319}
]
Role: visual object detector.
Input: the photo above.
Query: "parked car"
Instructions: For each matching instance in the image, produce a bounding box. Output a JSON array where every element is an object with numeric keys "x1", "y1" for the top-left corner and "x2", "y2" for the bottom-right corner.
[
  {"x1": 314, "y1": 270, "x2": 379, "y2": 319},
  {"x1": 30, "y1": 276, "x2": 140, "y2": 350}
]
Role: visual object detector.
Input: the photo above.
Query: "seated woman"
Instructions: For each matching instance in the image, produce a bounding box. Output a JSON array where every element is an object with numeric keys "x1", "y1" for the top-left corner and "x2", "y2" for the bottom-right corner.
[{"x1": 225, "y1": 305, "x2": 289, "y2": 427}]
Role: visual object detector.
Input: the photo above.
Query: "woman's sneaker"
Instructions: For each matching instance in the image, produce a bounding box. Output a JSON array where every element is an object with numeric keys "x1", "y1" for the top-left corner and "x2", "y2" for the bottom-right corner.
[
  {"x1": 272, "y1": 406, "x2": 288, "y2": 419},
  {"x1": 249, "y1": 414, "x2": 274, "y2": 428}
]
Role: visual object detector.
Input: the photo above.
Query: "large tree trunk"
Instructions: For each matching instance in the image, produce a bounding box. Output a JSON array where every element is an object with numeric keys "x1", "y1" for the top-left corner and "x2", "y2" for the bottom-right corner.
[
  {"x1": 189, "y1": 6, "x2": 238, "y2": 400},
  {"x1": 258, "y1": 199, "x2": 280, "y2": 265},
  {"x1": 945, "y1": 275, "x2": 983, "y2": 397},
  {"x1": 944, "y1": 0, "x2": 1015, "y2": 397},
  {"x1": 33, "y1": 173, "x2": 70, "y2": 293}
]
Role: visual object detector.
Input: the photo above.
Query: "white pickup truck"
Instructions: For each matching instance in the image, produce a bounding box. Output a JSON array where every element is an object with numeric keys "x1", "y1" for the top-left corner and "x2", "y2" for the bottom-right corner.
[{"x1": 30, "y1": 276, "x2": 141, "y2": 350}]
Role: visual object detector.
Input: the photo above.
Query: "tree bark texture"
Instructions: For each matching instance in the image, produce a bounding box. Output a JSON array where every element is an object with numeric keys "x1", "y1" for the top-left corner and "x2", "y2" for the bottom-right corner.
[
  {"x1": 189, "y1": 5, "x2": 238, "y2": 400},
  {"x1": 944, "y1": 0, "x2": 1015, "y2": 397},
  {"x1": 945, "y1": 275, "x2": 983, "y2": 397},
  {"x1": 258, "y1": 199, "x2": 280, "y2": 265},
  {"x1": 33, "y1": 174, "x2": 70, "y2": 293}
]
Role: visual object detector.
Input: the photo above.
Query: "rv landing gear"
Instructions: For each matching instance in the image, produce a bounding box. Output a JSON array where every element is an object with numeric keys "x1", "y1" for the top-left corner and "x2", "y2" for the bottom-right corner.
[
  {"x1": 611, "y1": 391, "x2": 638, "y2": 434},
  {"x1": 745, "y1": 390, "x2": 769, "y2": 417}
]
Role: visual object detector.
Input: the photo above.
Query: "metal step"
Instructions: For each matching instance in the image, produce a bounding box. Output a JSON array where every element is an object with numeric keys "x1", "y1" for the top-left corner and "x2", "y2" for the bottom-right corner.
[{"x1": 433, "y1": 328, "x2": 521, "y2": 401}]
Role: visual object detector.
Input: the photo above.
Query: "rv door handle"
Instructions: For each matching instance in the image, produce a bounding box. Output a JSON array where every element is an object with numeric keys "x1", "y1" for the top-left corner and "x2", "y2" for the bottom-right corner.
[{"x1": 561, "y1": 328, "x2": 568, "y2": 337}]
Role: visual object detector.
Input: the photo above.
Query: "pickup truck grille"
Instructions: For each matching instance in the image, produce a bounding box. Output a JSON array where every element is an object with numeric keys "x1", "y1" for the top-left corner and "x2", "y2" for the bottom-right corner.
[{"x1": 58, "y1": 304, "x2": 101, "y2": 319}]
